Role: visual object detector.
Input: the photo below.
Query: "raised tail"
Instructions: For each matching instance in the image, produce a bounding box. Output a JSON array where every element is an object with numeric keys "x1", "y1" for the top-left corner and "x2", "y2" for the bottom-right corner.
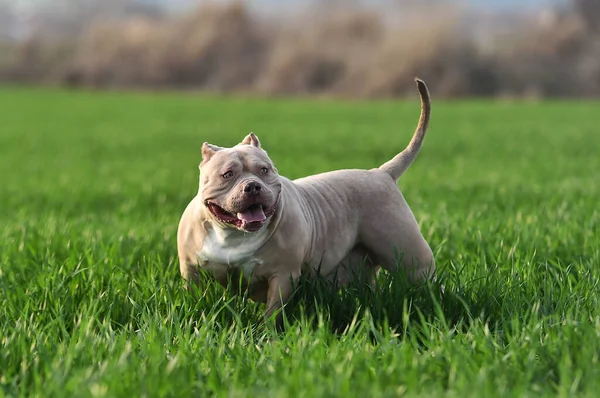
[{"x1": 379, "y1": 77, "x2": 431, "y2": 181}]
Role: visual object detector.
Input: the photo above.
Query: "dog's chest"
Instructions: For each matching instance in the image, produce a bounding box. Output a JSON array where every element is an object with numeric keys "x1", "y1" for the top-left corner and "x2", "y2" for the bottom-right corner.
[{"x1": 197, "y1": 227, "x2": 267, "y2": 280}]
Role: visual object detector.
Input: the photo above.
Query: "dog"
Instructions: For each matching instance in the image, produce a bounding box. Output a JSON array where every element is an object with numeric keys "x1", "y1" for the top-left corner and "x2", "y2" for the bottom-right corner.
[{"x1": 177, "y1": 78, "x2": 436, "y2": 321}]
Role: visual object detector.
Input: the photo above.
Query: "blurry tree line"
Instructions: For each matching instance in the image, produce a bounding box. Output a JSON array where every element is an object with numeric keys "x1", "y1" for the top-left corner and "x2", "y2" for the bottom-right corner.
[{"x1": 0, "y1": 0, "x2": 599, "y2": 98}]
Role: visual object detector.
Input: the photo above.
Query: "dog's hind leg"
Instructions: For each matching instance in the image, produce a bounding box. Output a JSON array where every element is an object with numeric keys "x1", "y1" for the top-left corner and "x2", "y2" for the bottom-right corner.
[
  {"x1": 333, "y1": 245, "x2": 380, "y2": 288},
  {"x1": 359, "y1": 210, "x2": 435, "y2": 283}
]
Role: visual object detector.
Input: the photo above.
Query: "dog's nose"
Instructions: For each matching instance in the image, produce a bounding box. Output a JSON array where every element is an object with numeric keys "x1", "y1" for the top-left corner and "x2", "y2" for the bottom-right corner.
[{"x1": 243, "y1": 181, "x2": 262, "y2": 195}]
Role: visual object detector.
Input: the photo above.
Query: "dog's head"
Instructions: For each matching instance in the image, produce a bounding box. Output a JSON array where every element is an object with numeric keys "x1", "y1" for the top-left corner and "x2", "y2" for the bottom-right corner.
[{"x1": 198, "y1": 133, "x2": 281, "y2": 232}]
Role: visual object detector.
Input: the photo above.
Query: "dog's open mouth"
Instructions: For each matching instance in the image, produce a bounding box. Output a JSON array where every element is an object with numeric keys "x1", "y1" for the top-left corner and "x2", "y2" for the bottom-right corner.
[{"x1": 206, "y1": 199, "x2": 278, "y2": 232}]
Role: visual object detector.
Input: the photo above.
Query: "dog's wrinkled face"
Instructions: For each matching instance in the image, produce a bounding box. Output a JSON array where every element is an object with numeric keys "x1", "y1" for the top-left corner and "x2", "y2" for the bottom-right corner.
[{"x1": 199, "y1": 133, "x2": 281, "y2": 232}]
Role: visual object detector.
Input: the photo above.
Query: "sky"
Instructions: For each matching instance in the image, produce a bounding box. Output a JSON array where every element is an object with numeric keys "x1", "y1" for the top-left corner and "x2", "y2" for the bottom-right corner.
[
  {"x1": 3, "y1": 0, "x2": 567, "y2": 15},
  {"x1": 0, "y1": 0, "x2": 569, "y2": 41},
  {"x1": 142, "y1": 0, "x2": 565, "y2": 12}
]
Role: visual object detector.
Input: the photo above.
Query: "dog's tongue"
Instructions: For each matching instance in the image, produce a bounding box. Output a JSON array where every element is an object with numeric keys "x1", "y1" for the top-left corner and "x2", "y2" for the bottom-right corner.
[{"x1": 237, "y1": 205, "x2": 266, "y2": 222}]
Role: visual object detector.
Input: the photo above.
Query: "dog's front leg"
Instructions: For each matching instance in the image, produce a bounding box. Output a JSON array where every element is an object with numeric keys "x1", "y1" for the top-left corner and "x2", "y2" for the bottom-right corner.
[
  {"x1": 265, "y1": 271, "x2": 299, "y2": 325},
  {"x1": 180, "y1": 257, "x2": 201, "y2": 292}
]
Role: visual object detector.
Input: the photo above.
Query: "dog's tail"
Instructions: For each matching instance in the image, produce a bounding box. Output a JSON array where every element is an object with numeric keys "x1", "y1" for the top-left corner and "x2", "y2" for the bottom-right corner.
[{"x1": 379, "y1": 78, "x2": 431, "y2": 181}]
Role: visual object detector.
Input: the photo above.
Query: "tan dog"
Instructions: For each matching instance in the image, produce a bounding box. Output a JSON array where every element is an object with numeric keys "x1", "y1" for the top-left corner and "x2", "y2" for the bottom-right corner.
[{"x1": 177, "y1": 78, "x2": 435, "y2": 320}]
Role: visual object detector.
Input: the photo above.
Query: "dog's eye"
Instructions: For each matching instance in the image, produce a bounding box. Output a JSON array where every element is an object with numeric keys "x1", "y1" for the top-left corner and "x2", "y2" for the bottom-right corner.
[
  {"x1": 260, "y1": 167, "x2": 269, "y2": 175},
  {"x1": 222, "y1": 171, "x2": 233, "y2": 179}
]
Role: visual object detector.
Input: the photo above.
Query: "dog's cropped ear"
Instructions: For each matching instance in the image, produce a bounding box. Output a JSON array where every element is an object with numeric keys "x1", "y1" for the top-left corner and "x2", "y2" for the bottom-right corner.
[
  {"x1": 201, "y1": 142, "x2": 223, "y2": 165},
  {"x1": 240, "y1": 132, "x2": 261, "y2": 148}
]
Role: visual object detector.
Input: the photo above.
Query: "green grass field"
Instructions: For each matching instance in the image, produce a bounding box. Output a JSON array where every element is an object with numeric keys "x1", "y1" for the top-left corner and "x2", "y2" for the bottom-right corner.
[{"x1": 1, "y1": 87, "x2": 599, "y2": 397}]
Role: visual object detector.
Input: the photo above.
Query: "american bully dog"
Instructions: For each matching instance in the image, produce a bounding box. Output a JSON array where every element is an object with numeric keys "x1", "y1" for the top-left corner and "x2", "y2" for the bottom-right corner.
[{"x1": 177, "y1": 78, "x2": 436, "y2": 321}]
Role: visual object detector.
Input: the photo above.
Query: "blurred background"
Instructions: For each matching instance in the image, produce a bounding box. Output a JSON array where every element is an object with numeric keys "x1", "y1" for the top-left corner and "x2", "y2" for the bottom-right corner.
[{"x1": 0, "y1": 0, "x2": 598, "y2": 98}]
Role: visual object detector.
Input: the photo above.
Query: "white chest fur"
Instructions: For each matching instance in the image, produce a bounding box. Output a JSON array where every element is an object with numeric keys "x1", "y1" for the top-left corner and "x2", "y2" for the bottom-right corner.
[{"x1": 197, "y1": 224, "x2": 269, "y2": 280}]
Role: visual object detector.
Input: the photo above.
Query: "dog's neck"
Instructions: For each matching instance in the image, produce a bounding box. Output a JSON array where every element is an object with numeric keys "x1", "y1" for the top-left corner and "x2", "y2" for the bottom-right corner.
[
  {"x1": 197, "y1": 215, "x2": 272, "y2": 266},
  {"x1": 207, "y1": 219, "x2": 271, "y2": 243}
]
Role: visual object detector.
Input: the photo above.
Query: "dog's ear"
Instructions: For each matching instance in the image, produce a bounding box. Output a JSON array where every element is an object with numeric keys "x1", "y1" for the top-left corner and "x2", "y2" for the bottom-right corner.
[
  {"x1": 201, "y1": 142, "x2": 223, "y2": 165},
  {"x1": 240, "y1": 132, "x2": 261, "y2": 148}
]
